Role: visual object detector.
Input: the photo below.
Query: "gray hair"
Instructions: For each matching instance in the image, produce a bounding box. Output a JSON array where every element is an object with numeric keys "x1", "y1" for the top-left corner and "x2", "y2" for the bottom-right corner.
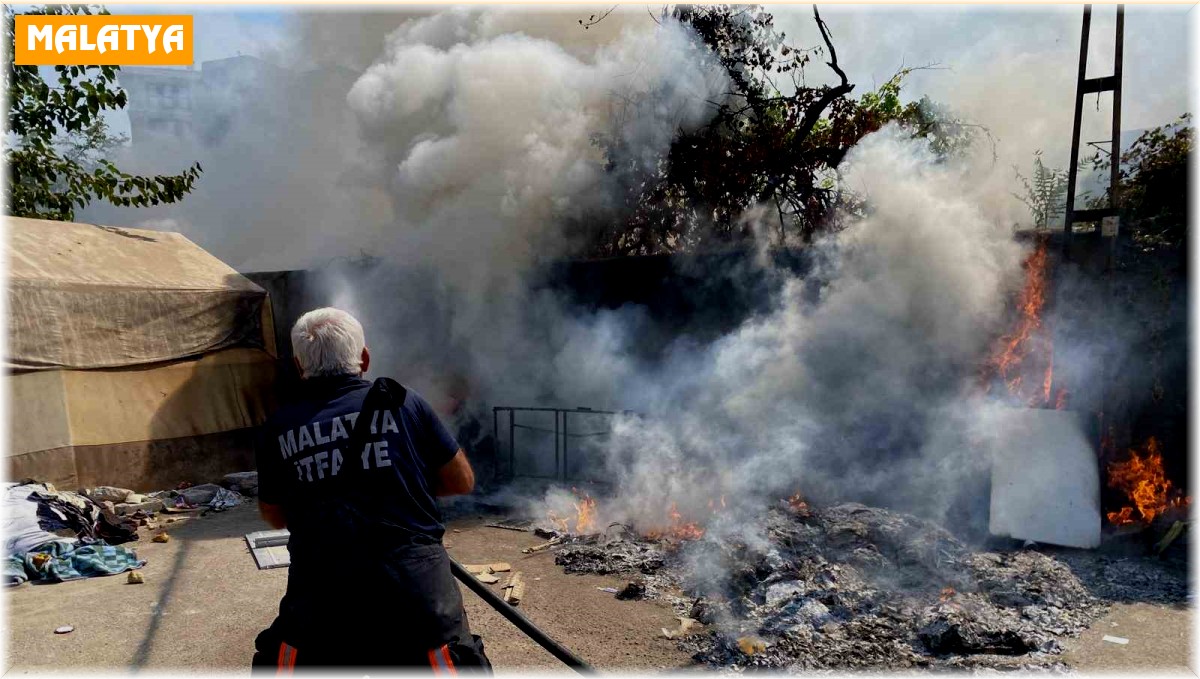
[{"x1": 290, "y1": 307, "x2": 366, "y2": 378}]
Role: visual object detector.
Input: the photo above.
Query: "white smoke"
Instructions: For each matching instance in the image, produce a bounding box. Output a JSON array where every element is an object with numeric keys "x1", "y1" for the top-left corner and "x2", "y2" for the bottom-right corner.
[
  {"x1": 320, "y1": 11, "x2": 726, "y2": 409},
  {"x1": 345, "y1": 14, "x2": 720, "y2": 295},
  {"x1": 578, "y1": 127, "x2": 1027, "y2": 534},
  {"x1": 80, "y1": 8, "x2": 1072, "y2": 534}
]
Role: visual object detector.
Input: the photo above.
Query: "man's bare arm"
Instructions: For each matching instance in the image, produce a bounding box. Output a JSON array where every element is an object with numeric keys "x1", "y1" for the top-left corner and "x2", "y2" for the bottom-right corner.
[
  {"x1": 434, "y1": 449, "x2": 475, "y2": 497},
  {"x1": 259, "y1": 501, "x2": 287, "y2": 529}
]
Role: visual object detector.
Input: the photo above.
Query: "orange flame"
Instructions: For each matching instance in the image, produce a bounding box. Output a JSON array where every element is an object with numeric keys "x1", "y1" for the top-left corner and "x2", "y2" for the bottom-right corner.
[
  {"x1": 547, "y1": 510, "x2": 569, "y2": 534},
  {"x1": 1106, "y1": 438, "x2": 1191, "y2": 526},
  {"x1": 939, "y1": 587, "x2": 956, "y2": 602},
  {"x1": 644, "y1": 502, "x2": 705, "y2": 541},
  {"x1": 706, "y1": 495, "x2": 727, "y2": 514},
  {"x1": 786, "y1": 492, "x2": 809, "y2": 513},
  {"x1": 546, "y1": 488, "x2": 599, "y2": 535},
  {"x1": 983, "y1": 238, "x2": 1065, "y2": 409},
  {"x1": 573, "y1": 492, "x2": 597, "y2": 534},
  {"x1": 1054, "y1": 388, "x2": 1069, "y2": 410}
]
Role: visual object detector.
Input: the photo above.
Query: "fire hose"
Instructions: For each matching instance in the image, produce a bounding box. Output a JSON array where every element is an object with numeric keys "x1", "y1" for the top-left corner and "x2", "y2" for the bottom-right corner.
[{"x1": 449, "y1": 558, "x2": 595, "y2": 674}]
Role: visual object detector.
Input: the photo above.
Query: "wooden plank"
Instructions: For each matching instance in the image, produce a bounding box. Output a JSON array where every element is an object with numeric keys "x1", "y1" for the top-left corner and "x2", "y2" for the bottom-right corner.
[{"x1": 502, "y1": 572, "x2": 525, "y2": 605}]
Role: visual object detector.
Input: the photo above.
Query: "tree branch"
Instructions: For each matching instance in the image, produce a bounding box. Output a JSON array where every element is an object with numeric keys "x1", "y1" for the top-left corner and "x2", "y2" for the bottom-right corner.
[
  {"x1": 813, "y1": 5, "x2": 848, "y2": 88},
  {"x1": 579, "y1": 5, "x2": 618, "y2": 29}
]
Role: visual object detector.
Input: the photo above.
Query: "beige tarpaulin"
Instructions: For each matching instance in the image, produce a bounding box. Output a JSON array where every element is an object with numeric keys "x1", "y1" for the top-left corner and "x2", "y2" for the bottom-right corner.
[
  {"x1": 7, "y1": 217, "x2": 274, "y2": 370},
  {"x1": 7, "y1": 348, "x2": 276, "y2": 457},
  {"x1": 6, "y1": 348, "x2": 277, "y2": 490},
  {"x1": 5, "y1": 217, "x2": 279, "y2": 489}
]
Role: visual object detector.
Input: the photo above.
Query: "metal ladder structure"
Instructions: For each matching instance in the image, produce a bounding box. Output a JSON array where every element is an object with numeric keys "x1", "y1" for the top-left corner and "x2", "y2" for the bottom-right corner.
[
  {"x1": 1063, "y1": 4, "x2": 1125, "y2": 263},
  {"x1": 1060, "y1": 5, "x2": 1133, "y2": 470}
]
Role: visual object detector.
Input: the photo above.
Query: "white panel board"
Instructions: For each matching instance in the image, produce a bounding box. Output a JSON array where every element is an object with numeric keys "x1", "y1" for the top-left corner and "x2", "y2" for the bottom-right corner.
[
  {"x1": 987, "y1": 408, "x2": 1100, "y2": 549},
  {"x1": 246, "y1": 529, "x2": 291, "y2": 569}
]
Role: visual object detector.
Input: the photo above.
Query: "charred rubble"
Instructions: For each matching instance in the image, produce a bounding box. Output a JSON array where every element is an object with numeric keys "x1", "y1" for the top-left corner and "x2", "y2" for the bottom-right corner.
[{"x1": 548, "y1": 501, "x2": 1187, "y2": 671}]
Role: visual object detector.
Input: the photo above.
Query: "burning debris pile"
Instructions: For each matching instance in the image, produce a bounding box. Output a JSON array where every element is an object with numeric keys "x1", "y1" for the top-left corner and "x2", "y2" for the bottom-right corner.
[
  {"x1": 537, "y1": 498, "x2": 1130, "y2": 671},
  {"x1": 1105, "y1": 437, "x2": 1191, "y2": 527}
]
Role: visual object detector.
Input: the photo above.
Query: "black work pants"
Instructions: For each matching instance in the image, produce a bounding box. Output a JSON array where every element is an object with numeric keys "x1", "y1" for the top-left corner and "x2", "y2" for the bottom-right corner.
[{"x1": 251, "y1": 543, "x2": 490, "y2": 671}]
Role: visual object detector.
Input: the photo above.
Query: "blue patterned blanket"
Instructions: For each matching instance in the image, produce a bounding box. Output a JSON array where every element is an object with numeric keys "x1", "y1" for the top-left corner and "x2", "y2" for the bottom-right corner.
[{"x1": 7, "y1": 540, "x2": 144, "y2": 585}]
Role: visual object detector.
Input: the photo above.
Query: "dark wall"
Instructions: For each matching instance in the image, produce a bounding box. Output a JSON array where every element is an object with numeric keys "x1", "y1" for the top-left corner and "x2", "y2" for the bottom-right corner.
[
  {"x1": 541, "y1": 247, "x2": 814, "y2": 361},
  {"x1": 247, "y1": 248, "x2": 813, "y2": 377},
  {"x1": 245, "y1": 250, "x2": 807, "y2": 490},
  {"x1": 246, "y1": 235, "x2": 1188, "y2": 499}
]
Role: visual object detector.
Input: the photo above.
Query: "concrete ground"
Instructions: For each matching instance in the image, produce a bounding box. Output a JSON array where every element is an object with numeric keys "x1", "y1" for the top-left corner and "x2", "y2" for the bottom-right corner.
[
  {"x1": 3, "y1": 506, "x2": 693, "y2": 673},
  {"x1": 1061, "y1": 602, "x2": 1194, "y2": 674},
  {"x1": 3, "y1": 504, "x2": 1193, "y2": 673}
]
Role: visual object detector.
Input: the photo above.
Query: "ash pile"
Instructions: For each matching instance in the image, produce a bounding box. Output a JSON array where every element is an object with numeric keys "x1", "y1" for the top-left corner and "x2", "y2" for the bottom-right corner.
[{"x1": 547, "y1": 501, "x2": 1156, "y2": 671}]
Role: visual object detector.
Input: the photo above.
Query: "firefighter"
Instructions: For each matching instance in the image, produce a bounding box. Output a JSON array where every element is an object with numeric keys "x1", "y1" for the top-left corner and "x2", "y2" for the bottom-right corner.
[{"x1": 251, "y1": 307, "x2": 489, "y2": 671}]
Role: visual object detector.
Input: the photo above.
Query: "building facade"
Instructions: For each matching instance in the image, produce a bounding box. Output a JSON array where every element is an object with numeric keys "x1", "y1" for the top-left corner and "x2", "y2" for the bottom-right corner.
[{"x1": 120, "y1": 56, "x2": 286, "y2": 146}]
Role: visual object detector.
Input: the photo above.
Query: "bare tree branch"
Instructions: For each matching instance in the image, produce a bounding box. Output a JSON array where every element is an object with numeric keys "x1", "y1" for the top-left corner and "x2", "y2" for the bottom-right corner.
[
  {"x1": 813, "y1": 5, "x2": 848, "y2": 88},
  {"x1": 579, "y1": 5, "x2": 618, "y2": 29}
]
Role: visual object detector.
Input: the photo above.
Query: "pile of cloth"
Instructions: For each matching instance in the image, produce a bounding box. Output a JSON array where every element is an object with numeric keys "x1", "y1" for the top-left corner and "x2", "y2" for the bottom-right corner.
[
  {"x1": 3, "y1": 482, "x2": 144, "y2": 586},
  {"x1": 160, "y1": 483, "x2": 243, "y2": 512}
]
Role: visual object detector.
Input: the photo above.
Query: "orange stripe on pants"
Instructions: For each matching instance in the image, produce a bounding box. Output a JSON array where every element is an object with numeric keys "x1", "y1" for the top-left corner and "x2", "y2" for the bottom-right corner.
[
  {"x1": 428, "y1": 644, "x2": 457, "y2": 676},
  {"x1": 276, "y1": 643, "x2": 297, "y2": 675}
]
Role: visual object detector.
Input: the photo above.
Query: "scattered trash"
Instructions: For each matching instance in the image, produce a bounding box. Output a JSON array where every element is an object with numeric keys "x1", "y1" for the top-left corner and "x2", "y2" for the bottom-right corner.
[
  {"x1": 597, "y1": 587, "x2": 618, "y2": 594},
  {"x1": 501, "y1": 572, "x2": 525, "y2": 605},
  {"x1": 1154, "y1": 520, "x2": 1188, "y2": 555},
  {"x1": 737, "y1": 636, "x2": 768, "y2": 655},
  {"x1": 556, "y1": 541, "x2": 663, "y2": 575},
  {"x1": 223, "y1": 471, "x2": 259, "y2": 497},
  {"x1": 1038, "y1": 639, "x2": 1062, "y2": 654},
  {"x1": 114, "y1": 498, "x2": 166, "y2": 516},
  {"x1": 463, "y1": 562, "x2": 511, "y2": 575},
  {"x1": 127, "y1": 571, "x2": 144, "y2": 584},
  {"x1": 206, "y1": 486, "x2": 243, "y2": 512},
  {"x1": 662, "y1": 617, "x2": 699, "y2": 640},
  {"x1": 615, "y1": 580, "x2": 647, "y2": 600},
  {"x1": 54, "y1": 625, "x2": 73, "y2": 634},
  {"x1": 152, "y1": 533, "x2": 170, "y2": 543},
  {"x1": 82, "y1": 487, "x2": 133, "y2": 504},
  {"x1": 1102, "y1": 635, "x2": 1129, "y2": 645},
  {"x1": 522, "y1": 537, "x2": 565, "y2": 554},
  {"x1": 486, "y1": 519, "x2": 533, "y2": 532},
  {"x1": 178, "y1": 484, "x2": 222, "y2": 507},
  {"x1": 475, "y1": 572, "x2": 500, "y2": 585},
  {"x1": 452, "y1": 529, "x2": 462, "y2": 534},
  {"x1": 555, "y1": 501, "x2": 1171, "y2": 671},
  {"x1": 15, "y1": 482, "x2": 138, "y2": 547}
]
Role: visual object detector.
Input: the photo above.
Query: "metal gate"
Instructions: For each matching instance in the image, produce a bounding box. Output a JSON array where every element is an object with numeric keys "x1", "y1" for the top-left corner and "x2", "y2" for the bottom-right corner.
[{"x1": 492, "y1": 406, "x2": 633, "y2": 482}]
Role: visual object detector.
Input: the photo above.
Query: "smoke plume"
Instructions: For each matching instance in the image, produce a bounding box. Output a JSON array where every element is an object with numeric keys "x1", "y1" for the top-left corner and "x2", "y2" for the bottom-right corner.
[
  {"x1": 583, "y1": 127, "x2": 1027, "y2": 534},
  {"x1": 77, "y1": 6, "x2": 1180, "y2": 541}
]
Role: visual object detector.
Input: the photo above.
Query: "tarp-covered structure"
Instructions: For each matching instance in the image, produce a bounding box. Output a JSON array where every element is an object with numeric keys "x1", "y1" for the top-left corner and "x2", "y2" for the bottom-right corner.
[{"x1": 6, "y1": 217, "x2": 278, "y2": 490}]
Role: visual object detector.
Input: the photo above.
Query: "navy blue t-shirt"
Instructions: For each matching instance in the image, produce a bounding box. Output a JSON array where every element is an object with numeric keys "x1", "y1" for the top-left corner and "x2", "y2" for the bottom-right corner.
[{"x1": 255, "y1": 375, "x2": 461, "y2": 560}]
